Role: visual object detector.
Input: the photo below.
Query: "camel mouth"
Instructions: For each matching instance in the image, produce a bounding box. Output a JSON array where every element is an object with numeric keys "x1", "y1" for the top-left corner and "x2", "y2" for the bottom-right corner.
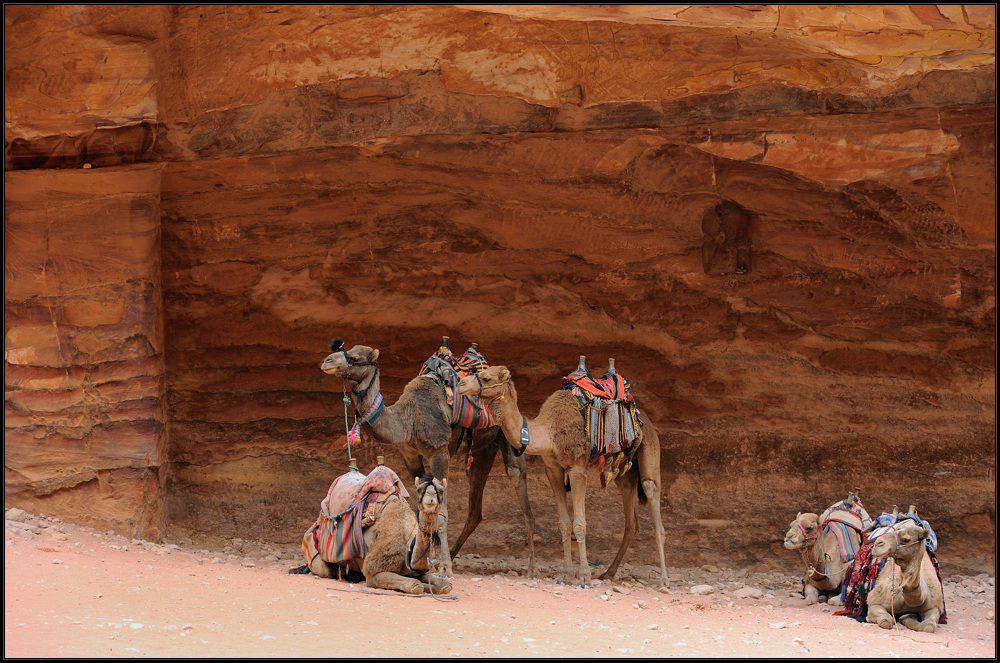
[
  {"x1": 320, "y1": 354, "x2": 347, "y2": 375},
  {"x1": 783, "y1": 538, "x2": 802, "y2": 550}
]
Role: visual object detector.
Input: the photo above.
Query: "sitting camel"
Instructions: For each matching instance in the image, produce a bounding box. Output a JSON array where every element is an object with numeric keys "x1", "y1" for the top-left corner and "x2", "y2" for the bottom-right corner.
[
  {"x1": 456, "y1": 362, "x2": 668, "y2": 588},
  {"x1": 320, "y1": 339, "x2": 537, "y2": 578},
  {"x1": 865, "y1": 518, "x2": 945, "y2": 632},
  {"x1": 297, "y1": 467, "x2": 452, "y2": 595},
  {"x1": 784, "y1": 494, "x2": 870, "y2": 605}
]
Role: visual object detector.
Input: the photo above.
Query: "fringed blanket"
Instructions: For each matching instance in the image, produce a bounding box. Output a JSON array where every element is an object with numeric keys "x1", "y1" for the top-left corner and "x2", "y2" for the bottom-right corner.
[
  {"x1": 561, "y1": 368, "x2": 642, "y2": 486},
  {"x1": 301, "y1": 465, "x2": 409, "y2": 567},
  {"x1": 834, "y1": 510, "x2": 947, "y2": 624}
]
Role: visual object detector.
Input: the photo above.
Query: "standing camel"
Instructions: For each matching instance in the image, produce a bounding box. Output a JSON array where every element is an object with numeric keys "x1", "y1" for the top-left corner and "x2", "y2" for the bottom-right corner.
[
  {"x1": 320, "y1": 339, "x2": 537, "y2": 578},
  {"x1": 456, "y1": 361, "x2": 668, "y2": 588}
]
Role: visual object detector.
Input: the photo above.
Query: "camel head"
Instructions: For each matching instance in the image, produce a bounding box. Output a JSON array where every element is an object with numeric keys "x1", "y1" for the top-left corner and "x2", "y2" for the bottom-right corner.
[
  {"x1": 320, "y1": 338, "x2": 379, "y2": 383},
  {"x1": 455, "y1": 365, "x2": 511, "y2": 403},
  {"x1": 414, "y1": 473, "x2": 447, "y2": 525},
  {"x1": 784, "y1": 512, "x2": 821, "y2": 550},
  {"x1": 872, "y1": 520, "x2": 930, "y2": 561}
]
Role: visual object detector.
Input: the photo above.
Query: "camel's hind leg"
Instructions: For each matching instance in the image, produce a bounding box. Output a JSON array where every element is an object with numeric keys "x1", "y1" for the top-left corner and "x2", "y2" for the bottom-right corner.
[
  {"x1": 636, "y1": 416, "x2": 668, "y2": 587},
  {"x1": 499, "y1": 433, "x2": 538, "y2": 578},
  {"x1": 542, "y1": 461, "x2": 576, "y2": 585},
  {"x1": 449, "y1": 437, "x2": 496, "y2": 561},
  {"x1": 599, "y1": 468, "x2": 639, "y2": 582}
]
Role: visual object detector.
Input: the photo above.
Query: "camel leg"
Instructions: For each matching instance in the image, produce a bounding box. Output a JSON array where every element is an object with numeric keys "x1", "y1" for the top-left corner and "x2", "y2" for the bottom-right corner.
[
  {"x1": 500, "y1": 434, "x2": 539, "y2": 578},
  {"x1": 418, "y1": 573, "x2": 454, "y2": 595},
  {"x1": 365, "y1": 571, "x2": 424, "y2": 595},
  {"x1": 542, "y1": 461, "x2": 576, "y2": 585},
  {"x1": 428, "y1": 449, "x2": 453, "y2": 578},
  {"x1": 803, "y1": 583, "x2": 821, "y2": 605},
  {"x1": 449, "y1": 439, "x2": 496, "y2": 560},
  {"x1": 899, "y1": 609, "x2": 940, "y2": 633},
  {"x1": 642, "y1": 477, "x2": 668, "y2": 588},
  {"x1": 308, "y1": 556, "x2": 335, "y2": 579},
  {"x1": 600, "y1": 469, "x2": 639, "y2": 582},
  {"x1": 865, "y1": 604, "x2": 896, "y2": 629},
  {"x1": 566, "y1": 465, "x2": 592, "y2": 588}
]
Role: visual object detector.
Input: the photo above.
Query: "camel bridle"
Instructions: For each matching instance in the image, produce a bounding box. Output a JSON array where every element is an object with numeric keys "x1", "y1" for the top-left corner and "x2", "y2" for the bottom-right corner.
[
  {"x1": 471, "y1": 371, "x2": 509, "y2": 401},
  {"x1": 791, "y1": 520, "x2": 829, "y2": 582},
  {"x1": 330, "y1": 339, "x2": 380, "y2": 400}
]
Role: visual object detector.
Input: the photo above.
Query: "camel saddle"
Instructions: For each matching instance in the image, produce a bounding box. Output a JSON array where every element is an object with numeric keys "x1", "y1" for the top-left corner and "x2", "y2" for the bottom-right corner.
[
  {"x1": 561, "y1": 368, "x2": 642, "y2": 485},
  {"x1": 301, "y1": 465, "x2": 410, "y2": 567},
  {"x1": 418, "y1": 344, "x2": 494, "y2": 430}
]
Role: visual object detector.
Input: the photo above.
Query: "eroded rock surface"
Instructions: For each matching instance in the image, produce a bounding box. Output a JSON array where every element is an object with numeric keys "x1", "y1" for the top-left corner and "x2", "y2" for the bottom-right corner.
[{"x1": 4, "y1": 5, "x2": 995, "y2": 572}]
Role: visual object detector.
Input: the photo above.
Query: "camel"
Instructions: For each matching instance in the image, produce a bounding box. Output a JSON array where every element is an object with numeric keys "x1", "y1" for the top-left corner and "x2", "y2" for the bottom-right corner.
[
  {"x1": 455, "y1": 361, "x2": 668, "y2": 588},
  {"x1": 299, "y1": 469, "x2": 453, "y2": 594},
  {"x1": 865, "y1": 519, "x2": 945, "y2": 632},
  {"x1": 784, "y1": 512, "x2": 857, "y2": 605},
  {"x1": 320, "y1": 339, "x2": 537, "y2": 578}
]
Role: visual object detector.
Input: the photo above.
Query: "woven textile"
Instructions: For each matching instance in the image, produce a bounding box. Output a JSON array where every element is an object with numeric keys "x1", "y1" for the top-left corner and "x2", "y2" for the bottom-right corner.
[
  {"x1": 418, "y1": 345, "x2": 494, "y2": 430},
  {"x1": 301, "y1": 466, "x2": 409, "y2": 566}
]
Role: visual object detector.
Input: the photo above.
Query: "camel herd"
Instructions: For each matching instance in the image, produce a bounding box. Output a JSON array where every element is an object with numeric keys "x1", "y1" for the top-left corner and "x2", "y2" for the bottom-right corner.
[{"x1": 301, "y1": 337, "x2": 946, "y2": 633}]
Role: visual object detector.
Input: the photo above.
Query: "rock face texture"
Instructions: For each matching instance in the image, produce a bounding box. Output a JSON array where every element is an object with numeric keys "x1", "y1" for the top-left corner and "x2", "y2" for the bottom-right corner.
[{"x1": 5, "y1": 5, "x2": 995, "y2": 572}]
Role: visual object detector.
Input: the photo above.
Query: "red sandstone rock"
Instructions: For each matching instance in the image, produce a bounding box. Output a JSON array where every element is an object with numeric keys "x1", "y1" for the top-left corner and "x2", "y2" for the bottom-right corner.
[{"x1": 3, "y1": 5, "x2": 994, "y2": 574}]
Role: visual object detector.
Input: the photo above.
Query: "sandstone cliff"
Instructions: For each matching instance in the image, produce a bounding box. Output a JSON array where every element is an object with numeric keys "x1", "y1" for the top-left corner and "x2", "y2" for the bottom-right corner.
[{"x1": 4, "y1": 5, "x2": 995, "y2": 573}]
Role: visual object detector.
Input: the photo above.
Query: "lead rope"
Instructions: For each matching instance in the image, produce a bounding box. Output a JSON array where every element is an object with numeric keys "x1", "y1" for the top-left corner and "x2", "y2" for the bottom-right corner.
[{"x1": 343, "y1": 381, "x2": 357, "y2": 470}]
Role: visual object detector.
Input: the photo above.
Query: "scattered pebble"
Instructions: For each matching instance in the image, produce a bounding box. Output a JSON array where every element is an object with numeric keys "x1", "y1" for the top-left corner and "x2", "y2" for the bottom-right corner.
[{"x1": 691, "y1": 584, "x2": 715, "y2": 595}]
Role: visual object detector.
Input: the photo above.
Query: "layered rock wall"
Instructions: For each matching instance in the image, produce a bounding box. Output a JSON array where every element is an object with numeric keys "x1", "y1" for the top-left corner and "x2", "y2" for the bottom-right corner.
[{"x1": 5, "y1": 5, "x2": 995, "y2": 573}]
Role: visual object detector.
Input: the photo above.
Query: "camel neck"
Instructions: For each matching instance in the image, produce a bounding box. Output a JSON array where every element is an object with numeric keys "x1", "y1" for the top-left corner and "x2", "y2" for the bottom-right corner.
[
  {"x1": 896, "y1": 546, "x2": 928, "y2": 598},
  {"x1": 491, "y1": 386, "x2": 546, "y2": 456},
  {"x1": 407, "y1": 510, "x2": 440, "y2": 573}
]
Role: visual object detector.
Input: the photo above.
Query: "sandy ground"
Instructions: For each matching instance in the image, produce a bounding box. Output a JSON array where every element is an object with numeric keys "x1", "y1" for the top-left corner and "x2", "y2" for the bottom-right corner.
[{"x1": 4, "y1": 509, "x2": 995, "y2": 659}]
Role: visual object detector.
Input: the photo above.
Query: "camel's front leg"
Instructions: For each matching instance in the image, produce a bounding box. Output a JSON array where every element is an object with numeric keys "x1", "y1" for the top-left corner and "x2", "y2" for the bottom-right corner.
[
  {"x1": 566, "y1": 465, "x2": 591, "y2": 588},
  {"x1": 418, "y1": 573, "x2": 454, "y2": 595},
  {"x1": 542, "y1": 461, "x2": 575, "y2": 584},
  {"x1": 500, "y1": 436, "x2": 539, "y2": 579},
  {"x1": 600, "y1": 469, "x2": 638, "y2": 582},
  {"x1": 866, "y1": 603, "x2": 897, "y2": 629},
  {"x1": 803, "y1": 583, "x2": 822, "y2": 605},
  {"x1": 429, "y1": 449, "x2": 453, "y2": 578},
  {"x1": 899, "y1": 608, "x2": 940, "y2": 633},
  {"x1": 365, "y1": 571, "x2": 423, "y2": 595}
]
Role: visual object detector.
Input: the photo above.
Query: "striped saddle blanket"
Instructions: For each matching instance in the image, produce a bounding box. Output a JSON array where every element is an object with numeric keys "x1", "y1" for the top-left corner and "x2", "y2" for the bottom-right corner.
[
  {"x1": 561, "y1": 368, "x2": 642, "y2": 478},
  {"x1": 418, "y1": 344, "x2": 494, "y2": 430},
  {"x1": 820, "y1": 495, "x2": 873, "y2": 562},
  {"x1": 301, "y1": 465, "x2": 410, "y2": 566}
]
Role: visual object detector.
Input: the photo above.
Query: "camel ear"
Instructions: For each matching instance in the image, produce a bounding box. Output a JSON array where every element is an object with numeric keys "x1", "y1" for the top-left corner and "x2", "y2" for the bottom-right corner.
[
  {"x1": 498, "y1": 367, "x2": 511, "y2": 381},
  {"x1": 440, "y1": 478, "x2": 447, "y2": 490},
  {"x1": 371, "y1": 348, "x2": 379, "y2": 361},
  {"x1": 414, "y1": 477, "x2": 420, "y2": 489},
  {"x1": 796, "y1": 512, "x2": 801, "y2": 518}
]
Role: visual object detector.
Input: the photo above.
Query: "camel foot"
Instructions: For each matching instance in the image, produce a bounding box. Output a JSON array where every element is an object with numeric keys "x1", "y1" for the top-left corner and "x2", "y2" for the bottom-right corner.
[
  {"x1": 877, "y1": 618, "x2": 894, "y2": 630},
  {"x1": 827, "y1": 595, "x2": 844, "y2": 607}
]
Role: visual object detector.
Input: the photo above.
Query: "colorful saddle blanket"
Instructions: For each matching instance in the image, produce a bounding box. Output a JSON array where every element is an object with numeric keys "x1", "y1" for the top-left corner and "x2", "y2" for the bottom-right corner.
[
  {"x1": 561, "y1": 367, "x2": 642, "y2": 484},
  {"x1": 301, "y1": 465, "x2": 410, "y2": 566},
  {"x1": 418, "y1": 344, "x2": 494, "y2": 430},
  {"x1": 834, "y1": 509, "x2": 947, "y2": 624},
  {"x1": 820, "y1": 494, "x2": 872, "y2": 562}
]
